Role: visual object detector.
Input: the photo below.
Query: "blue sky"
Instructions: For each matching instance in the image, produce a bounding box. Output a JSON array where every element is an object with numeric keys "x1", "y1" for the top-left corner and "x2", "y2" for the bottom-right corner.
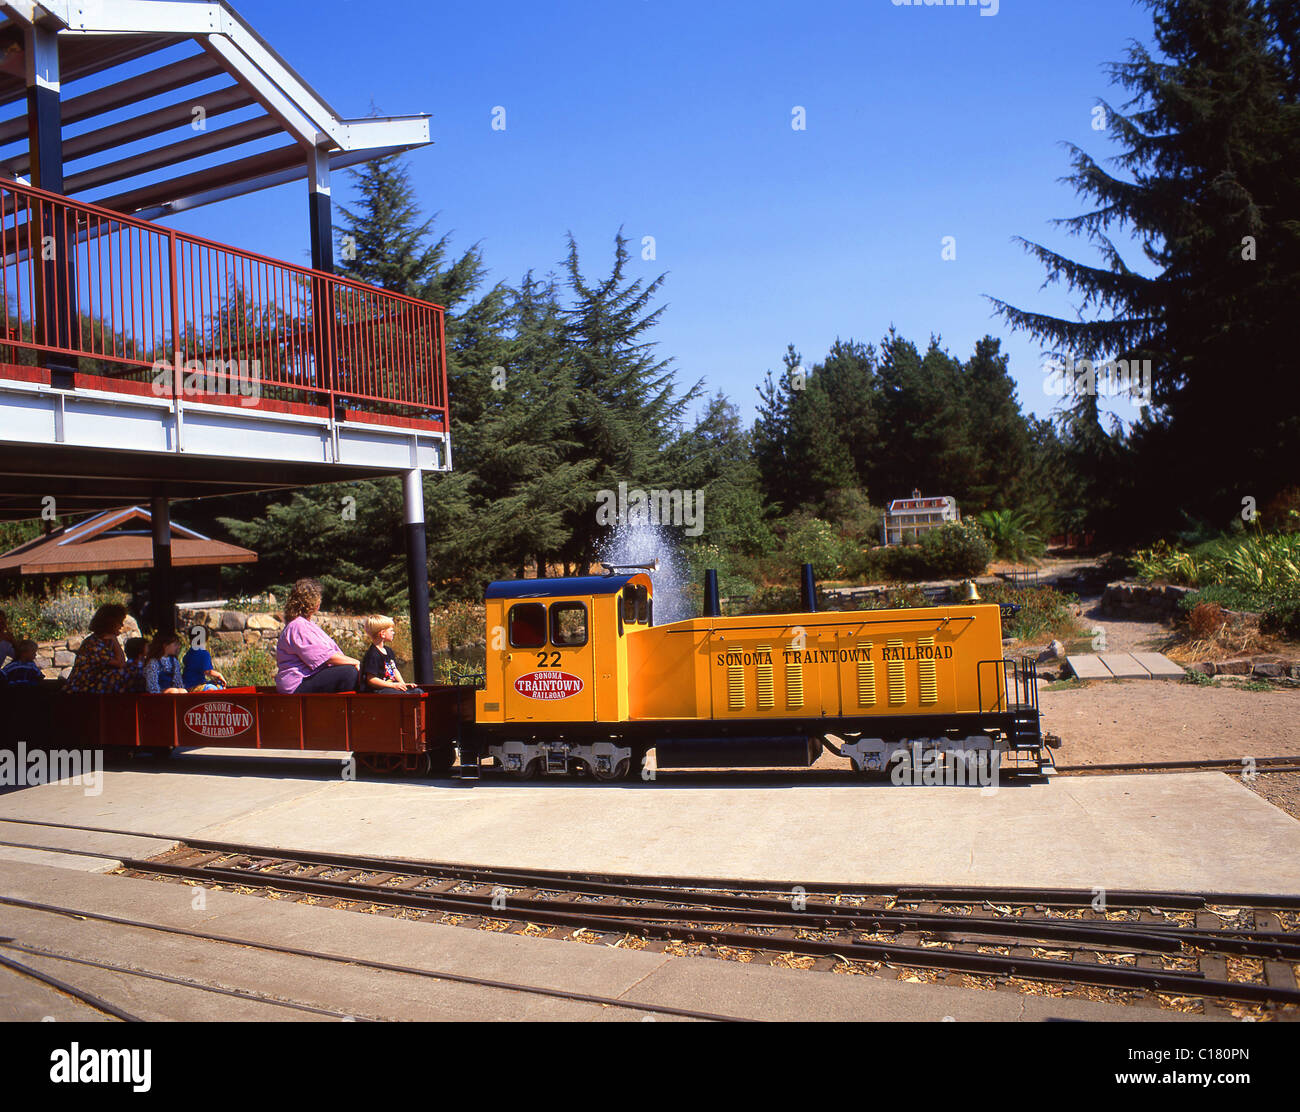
[{"x1": 168, "y1": 0, "x2": 1157, "y2": 427}]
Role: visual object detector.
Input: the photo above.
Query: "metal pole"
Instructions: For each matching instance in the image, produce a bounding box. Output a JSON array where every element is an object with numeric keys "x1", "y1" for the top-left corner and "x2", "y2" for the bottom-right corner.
[
  {"x1": 25, "y1": 24, "x2": 78, "y2": 383},
  {"x1": 403, "y1": 468, "x2": 433, "y2": 684},
  {"x1": 307, "y1": 145, "x2": 334, "y2": 274},
  {"x1": 149, "y1": 496, "x2": 174, "y2": 635}
]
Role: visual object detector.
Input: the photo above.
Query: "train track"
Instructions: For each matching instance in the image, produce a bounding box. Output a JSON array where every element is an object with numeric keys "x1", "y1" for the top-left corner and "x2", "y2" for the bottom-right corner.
[
  {"x1": 109, "y1": 835, "x2": 1300, "y2": 1016},
  {"x1": 4, "y1": 818, "x2": 1298, "y2": 1017}
]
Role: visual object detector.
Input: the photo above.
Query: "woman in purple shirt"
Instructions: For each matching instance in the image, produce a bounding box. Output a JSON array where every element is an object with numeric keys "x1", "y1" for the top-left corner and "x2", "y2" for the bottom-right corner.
[{"x1": 275, "y1": 578, "x2": 361, "y2": 693}]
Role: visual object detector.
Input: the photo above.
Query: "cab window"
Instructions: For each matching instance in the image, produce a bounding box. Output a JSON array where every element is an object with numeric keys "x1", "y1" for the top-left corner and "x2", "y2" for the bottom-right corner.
[
  {"x1": 508, "y1": 603, "x2": 546, "y2": 648},
  {"x1": 622, "y1": 585, "x2": 648, "y2": 625},
  {"x1": 550, "y1": 602, "x2": 588, "y2": 647}
]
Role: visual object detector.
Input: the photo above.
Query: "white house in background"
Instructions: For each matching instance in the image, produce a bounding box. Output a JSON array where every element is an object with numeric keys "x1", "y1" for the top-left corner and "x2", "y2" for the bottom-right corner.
[{"x1": 883, "y1": 491, "x2": 960, "y2": 546}]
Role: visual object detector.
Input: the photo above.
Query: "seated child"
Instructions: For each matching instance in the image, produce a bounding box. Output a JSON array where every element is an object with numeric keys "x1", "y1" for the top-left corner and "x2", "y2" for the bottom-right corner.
[
  {"x1": 143, "y1": 631, "x2": 187, "y2": 694},
  {"x1": 1, "y1": 640, "x2": 43, "y2": 685},
  {"x1": 359, "y1": 616, "x2": 416, "y2": 693},
  {"x1": 182, "y1": 643, "x2": 226, "y2": 692},
  {"x1": 123, "y1": 637, "x2": 148, "y2": 693}
]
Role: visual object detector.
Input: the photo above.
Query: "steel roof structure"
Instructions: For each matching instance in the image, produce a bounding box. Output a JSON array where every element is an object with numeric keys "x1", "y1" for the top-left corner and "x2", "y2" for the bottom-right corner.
[
  {"x1": 0, "y1": 0, "x2": 430, "y2": 265},
  {"x1": 0, "y1": 0, "x2": 443, "y2": 673}
]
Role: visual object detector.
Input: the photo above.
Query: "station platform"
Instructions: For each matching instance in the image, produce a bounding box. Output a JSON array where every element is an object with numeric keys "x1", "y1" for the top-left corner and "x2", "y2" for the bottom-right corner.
[
  {"x1": 0, "y1": 751, "x2": 1297, "y2": 894},
  {"x1": 0, "y1": 859, "x2": 1199, "y2": 1022}
]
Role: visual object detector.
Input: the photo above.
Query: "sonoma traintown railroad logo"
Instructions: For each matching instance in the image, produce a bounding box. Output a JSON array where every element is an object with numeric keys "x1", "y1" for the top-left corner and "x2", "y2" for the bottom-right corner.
[
  {"x1": 183, "y1": 701, "x2": 253, "y2": 738},
  {"x1": 514, "y1": 670, "x2": 584, "y2": 701}
]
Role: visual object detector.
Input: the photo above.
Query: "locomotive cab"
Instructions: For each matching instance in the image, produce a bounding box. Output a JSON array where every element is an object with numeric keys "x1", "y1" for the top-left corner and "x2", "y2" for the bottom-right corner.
[{"x1": 474, "y1": 573, "x2": 654, "y2": 778}]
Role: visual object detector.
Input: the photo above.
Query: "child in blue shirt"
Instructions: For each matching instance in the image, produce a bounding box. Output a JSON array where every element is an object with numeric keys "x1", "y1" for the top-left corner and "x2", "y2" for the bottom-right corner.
[{"x1": 1, "y1": 640, "x2": 43, "y2": 685}]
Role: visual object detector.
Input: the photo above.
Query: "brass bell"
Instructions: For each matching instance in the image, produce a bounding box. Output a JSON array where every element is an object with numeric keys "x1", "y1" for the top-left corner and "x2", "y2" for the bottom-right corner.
[{"x1": 961, "y1": 580, "x2": 981, "y2": 603}]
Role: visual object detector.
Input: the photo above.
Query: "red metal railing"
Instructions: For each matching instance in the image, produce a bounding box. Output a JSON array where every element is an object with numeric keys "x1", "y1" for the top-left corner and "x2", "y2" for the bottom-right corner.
[{"x1": 0, "y1": 176, "x2": 448, "y2": 424}]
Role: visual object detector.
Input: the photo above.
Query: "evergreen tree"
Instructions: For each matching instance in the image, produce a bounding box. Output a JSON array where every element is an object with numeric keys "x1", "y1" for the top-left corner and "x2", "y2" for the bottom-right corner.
[
  {"x1": 559, "y1": 232, "x2": 701, "y2": 568},
  {"x1": 752, "y1": 345, "x2": 804, "y2": 513},
  {"x1": 677, "y1": 392, "x2": 774, "y2": 556},
  {"x1": 990, "y1": 0, "x2": 1300, "y2": 536},
  {"x1": 958, "y1": 337, "x2": 1034, "y2": 515}
]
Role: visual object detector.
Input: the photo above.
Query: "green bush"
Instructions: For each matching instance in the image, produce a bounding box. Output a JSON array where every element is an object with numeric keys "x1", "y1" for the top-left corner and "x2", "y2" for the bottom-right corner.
[
  {"x1": 975, "y1": 510, "x2": 1046, "y2": 563},
  {"x1": 1178, "y1": 585, "x2": 1269, "y2": 614},
  {"x1": 1, "y1": 587, "x2": 132, "y2": 641},
  {"x1": 223, "y1": 644, "x2": 276, "y2": 687},
  {"x1": 1133, "y1": 531, "x2": 1300, "y2": 594},
  {"x1": 1261, "y1": 595, "x2": 1300, "y2": 640},
  {"x1": 855, "y1": 522, "x2": 993, "y2": 583},
  {"x1": 781, "y1": 516, "x2": 853, "y2": 579},
  {"x1": 977, "y1": 582, "x2": 1081, "y2": 642}
]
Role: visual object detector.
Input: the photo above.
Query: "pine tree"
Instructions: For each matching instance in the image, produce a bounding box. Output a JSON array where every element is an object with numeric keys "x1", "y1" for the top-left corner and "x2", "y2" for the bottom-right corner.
[
  {"x1": 990, "y1": 0, "x2": 1300, "y2": 535},
  {"x1": 559, "y1": 232, "x2": 701, "y2": 567},
  {"x1": 958, "y1": 337, "x2": 1034, "y2": 515},
  {"x1": 677, "y1": 392, "x2": 774, "y2": 556},
  {"x1": 752, "y1": 345, "x2": 803, "y2": 513}
]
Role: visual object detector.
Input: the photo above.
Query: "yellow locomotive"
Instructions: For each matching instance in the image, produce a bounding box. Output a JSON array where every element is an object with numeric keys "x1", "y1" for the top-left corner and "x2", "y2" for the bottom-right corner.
[{"x1": 468, "y1": 568, "x2": 1051, "y2": 781}]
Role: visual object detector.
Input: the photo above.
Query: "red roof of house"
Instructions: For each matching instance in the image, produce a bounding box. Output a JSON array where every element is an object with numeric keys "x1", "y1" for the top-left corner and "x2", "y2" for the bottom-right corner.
[{"x1": 0, "y1": 507, "x2": 257, "y2": 576}]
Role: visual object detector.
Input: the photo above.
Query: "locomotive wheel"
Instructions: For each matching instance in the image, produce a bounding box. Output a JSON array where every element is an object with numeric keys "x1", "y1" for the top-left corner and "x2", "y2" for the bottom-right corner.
[
  {"x1": 506, "y1": 758, "x2": 542, "y2": 780},
  {"x1": 403, "y1": 753, "x2": 433, "y2": 778},
  {"x1": 589, "y1": 758, "x2": 631, "y2": 783}
]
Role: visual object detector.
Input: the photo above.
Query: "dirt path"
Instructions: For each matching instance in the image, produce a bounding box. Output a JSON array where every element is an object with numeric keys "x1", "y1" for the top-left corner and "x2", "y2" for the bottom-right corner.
[
  {"x1": 1074, "y1": 592, "x2": 1173, "y2": 654},
  {"x1": 1040, "y1": 681, "x2": 1300, "y2": 765}
]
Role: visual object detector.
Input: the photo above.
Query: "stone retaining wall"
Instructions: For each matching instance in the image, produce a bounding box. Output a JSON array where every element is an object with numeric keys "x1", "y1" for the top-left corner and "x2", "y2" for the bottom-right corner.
[
  {"x1": 1099, "y1": 581, "x2": 1194, "y2": 619},
  {"x1": 175, "y1": 608, "x2": 370, "y2": 657},
  {"x1": 1183, "y1": 655, "x2": 1300, "y2": 680}
]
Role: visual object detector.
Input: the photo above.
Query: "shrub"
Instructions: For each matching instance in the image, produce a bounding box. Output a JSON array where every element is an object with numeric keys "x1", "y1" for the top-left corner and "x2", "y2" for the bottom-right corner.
[
  {"x1": 40, "y1": 594, "x2": 97, "y2": 634},
  {"x1": 434, "y1": 601, "x2": 483, "y2": 652},
  {"x1": 1133, "y1": 532, "x2": 1300, "y2": 594},
  {"x1": 781, "y1": 517, "x2": 853, "y2": 579},
  {"x1": 1178, "y1": 585, "x2": 1268, "y2": 614},
  {"x1": 1261, "y1": 595, "x2": 1300, "y2": 640},
  {"x1": 977, "y1": 581, "x2": 1082, "y2": 642},
  {"x1": 821, "y1": 488, "x2": 884, "y2": 546},
  {"x1": 975, "y1": 510, "x2": 1046, "y2": 564},
  {"x1": 1, "y1": 587, "x2": 132, "y2": 641},
  {"x1": 742, "y1": 585, "x2": 803, "y2": 614},
  {"x1": 1, "y1": 596, "x2": 59, "y2": 641},
  {"x1": 915, "y1": 521, "x2": 992, "y2": 580},
  {"x1": 224, "y1": 644, "x2": 276, "y2": 687}
]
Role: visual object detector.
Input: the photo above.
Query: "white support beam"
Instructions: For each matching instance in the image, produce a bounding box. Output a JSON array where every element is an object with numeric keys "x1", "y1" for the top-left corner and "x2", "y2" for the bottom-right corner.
[{"x1": 127, "y1": 143, "x2": 427, "y2": 221}]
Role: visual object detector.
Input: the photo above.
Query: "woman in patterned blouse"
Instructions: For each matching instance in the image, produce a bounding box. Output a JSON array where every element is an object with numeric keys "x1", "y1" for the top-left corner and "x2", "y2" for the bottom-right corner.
[{"x1": 64, "y1": 604, "x2": 142, "y2": 694}]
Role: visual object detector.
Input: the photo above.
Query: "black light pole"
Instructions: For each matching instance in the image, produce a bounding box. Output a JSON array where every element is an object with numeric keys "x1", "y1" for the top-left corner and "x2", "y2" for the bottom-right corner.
[{"x1": 404, "y1": 468, "x2": 434, "y2": 684}]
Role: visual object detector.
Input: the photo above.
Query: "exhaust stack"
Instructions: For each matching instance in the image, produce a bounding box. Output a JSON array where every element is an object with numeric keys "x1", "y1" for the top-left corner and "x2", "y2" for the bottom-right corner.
[
  {"x1": 703, "y1": 569, "x2": 721, "y2": 618},
  {"x1": 800, "y1": 563, "x2": 817, "y2": 612}
]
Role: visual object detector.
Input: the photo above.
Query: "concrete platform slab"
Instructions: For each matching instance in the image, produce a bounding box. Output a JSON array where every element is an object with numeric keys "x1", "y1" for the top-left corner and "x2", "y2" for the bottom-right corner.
[
  {"x1": 0, "y1": 861, "x2": 1198, "y2": 1022},
  {"x1": 1099, "y1": 652, "x2": 1153, "y2": 679},
  {"x1": 1, "y1": 765, "x2": 1298, "y2": 894},
  {"x1": 1130, "y1": 653, "x2": 1186, "y2": 679},
  {"x1": 1067, "y1": 655, "x2": 1113, "y2": 679}
]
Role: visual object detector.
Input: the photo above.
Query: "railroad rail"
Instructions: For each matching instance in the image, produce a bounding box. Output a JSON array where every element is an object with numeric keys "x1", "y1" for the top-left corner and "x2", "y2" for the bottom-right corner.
[
  {"x1": 115, "y1": 842, "x2": 1300, "y2": 1012},
  {"x1": 1055, "y1": 757, "x2": 1300, "y2": 776},
  {"x1": 5, "y1": 817, "x2": 1297, "y2": 1015}
]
